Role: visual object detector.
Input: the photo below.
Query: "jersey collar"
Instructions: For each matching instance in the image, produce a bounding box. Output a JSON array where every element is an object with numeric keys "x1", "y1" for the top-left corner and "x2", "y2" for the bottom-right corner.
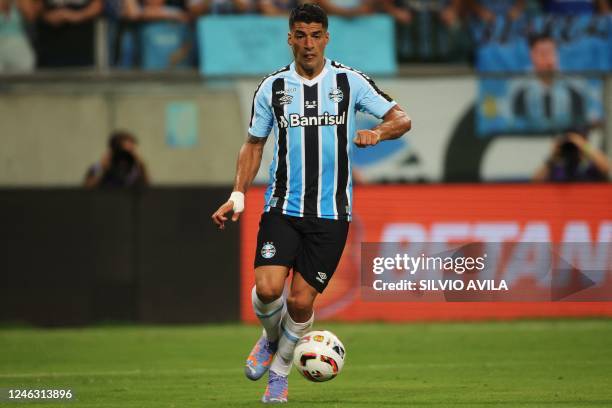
[{"x1": 290, "y1": 59, "x2": 330, "y2": 87}]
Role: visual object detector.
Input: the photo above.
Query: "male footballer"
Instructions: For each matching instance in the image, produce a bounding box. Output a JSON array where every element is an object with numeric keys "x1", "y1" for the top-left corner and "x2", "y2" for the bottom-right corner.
[{"x1": 212, "y1": 4, "x2": 411, "y2": 403}]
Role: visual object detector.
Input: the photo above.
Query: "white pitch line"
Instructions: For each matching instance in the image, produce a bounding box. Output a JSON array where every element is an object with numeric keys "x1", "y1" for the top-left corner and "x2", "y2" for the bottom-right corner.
[{"x1": 0, "y1": 360, "x2": 607, "y2": 379}]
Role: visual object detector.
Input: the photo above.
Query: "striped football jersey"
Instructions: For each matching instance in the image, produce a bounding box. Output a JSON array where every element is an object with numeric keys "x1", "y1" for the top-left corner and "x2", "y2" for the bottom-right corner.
[{"x1": 248, "y1": 59, "x2": 396, "y2": 220}]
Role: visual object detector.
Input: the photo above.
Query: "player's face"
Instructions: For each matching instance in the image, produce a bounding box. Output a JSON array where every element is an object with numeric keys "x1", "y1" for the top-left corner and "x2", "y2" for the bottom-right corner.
[
  {"x1": 530, "y1": 40, "x2": 558, "y2": 73},
  {"x1": 288, "y1": 22, "x2": 329, "y2": 75}
]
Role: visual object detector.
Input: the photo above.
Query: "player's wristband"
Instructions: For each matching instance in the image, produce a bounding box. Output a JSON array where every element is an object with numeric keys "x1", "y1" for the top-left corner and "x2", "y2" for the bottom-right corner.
[{"x1": 229, "y1": 191, "x2": 245, "y2": 212}]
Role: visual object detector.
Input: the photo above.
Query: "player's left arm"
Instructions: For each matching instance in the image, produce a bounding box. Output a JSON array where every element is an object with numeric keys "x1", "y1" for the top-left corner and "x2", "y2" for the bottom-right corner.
[{"x1": 354, "y1": 105, "x2": 412, "y2": 148}]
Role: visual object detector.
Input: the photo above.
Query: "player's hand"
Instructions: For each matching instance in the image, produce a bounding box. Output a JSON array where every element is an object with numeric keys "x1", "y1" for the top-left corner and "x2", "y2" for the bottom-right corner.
[
  {"x1": 211, "y1": 195, "x2": 243, "y2": 230},
  {"x1": 353, "y1": 129, "x2": 380, "y2": 148}
]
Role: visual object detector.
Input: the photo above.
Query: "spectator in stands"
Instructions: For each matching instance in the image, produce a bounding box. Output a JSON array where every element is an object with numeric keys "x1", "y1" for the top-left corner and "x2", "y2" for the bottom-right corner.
[
  {"x1": 36, "y1": 0, "x2": 102, "y2": 67},
  {"x1": 533, "y1": 130, "x2": 610, "y2": 182},
  {"x1": 439, "y1": 0, "x2": 470, "y2": 27},
  {"x1": 189, "y1": 0, "x2": 255, "y2": 16},
  {"x1": 259, "y1": 0, "x2": 375, "y2": 16},
  {"x1": 315, "y1": 0, "x2": 375, "y2": 17},
  {"x1": 466, "y1": 0, "x2": 526, "y2": 22},
  {"x1": 0, "y1": 0, "x2": 36, "y2": 72},
  {"x1": 382, "y1": 1, "x2": 472, "y2": 63},
  {"x1": 123, "y1": 0, "x2": 189, "y2": 22},
  {"x1": 84, "y1": 130, "x2": 150, "y2": 188},
  {"x1": 540, "y1": 0, "x2": 610, "y2": 15},
  {"x1": 122, "y1": 0, "x2": 194, "y2": 69},
  {"x1": 380, "y1": 1, "x2": 470, "y2": 27},
  {"x1": 512, "y1": 33, "x2": 586, "y2": 129},
  {"x1": 379, "y1": 0, "x2": 413, "y2": 25},
  {"x1": 258, "y1": 0, "x2": 310, "y2": 15}
]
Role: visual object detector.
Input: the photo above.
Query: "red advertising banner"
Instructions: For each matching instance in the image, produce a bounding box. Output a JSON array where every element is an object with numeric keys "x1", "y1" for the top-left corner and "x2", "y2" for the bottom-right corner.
[{"x1": 240, "y1": 184, "x2": 612, "y2": 322}]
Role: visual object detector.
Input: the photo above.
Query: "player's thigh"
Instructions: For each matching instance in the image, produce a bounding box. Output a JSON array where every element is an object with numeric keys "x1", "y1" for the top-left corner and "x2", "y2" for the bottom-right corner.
[
  {"x1": 254, "y1": 265, "x2": 290, "y2": 300},
  {"x1": 295, "y1": 218, "x2": 350, "y2": 293},
  {"x1": 288, "y1": 272, "x2": 319, "y2": 311},
  {"x1": 254, "y1": 212, "x2": 301, "y2": 293}
]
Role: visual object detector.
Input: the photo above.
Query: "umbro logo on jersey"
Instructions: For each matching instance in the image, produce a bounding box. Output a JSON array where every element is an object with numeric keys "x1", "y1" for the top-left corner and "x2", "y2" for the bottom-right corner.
[
  {"x1": 278, "y1": 112, "x2": 346, "y2": 128},
  {"x1": 305, "y1": 100, "x2": 317, "y2": 109},
  {"x1": 276, "y1": 88, "x2": 296, "y2": 105},
  {"x1": 316, "y1": 272, "x2": 327, "y2": 284},
  {"x1": 279, "y1": 95, "x2": 293, "y2": 105}
]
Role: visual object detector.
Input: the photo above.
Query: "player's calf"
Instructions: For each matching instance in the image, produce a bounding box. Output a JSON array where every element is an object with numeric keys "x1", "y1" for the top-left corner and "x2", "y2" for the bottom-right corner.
[{"x1": 246, "y1": 285, "x2": 285, "y2": 380}]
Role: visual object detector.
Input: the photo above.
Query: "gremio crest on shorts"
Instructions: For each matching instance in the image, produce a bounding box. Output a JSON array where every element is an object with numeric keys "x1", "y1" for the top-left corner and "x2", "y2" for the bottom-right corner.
[
  {"x1": 261, "y1": 242, "x2": 276, "y2": 259},
  {"x1": 328, "y1": 88, "x2": 344, "y2": 103}
]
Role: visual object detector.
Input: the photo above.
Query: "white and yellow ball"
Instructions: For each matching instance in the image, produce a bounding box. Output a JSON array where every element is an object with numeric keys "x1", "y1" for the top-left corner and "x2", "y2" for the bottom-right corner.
[{"x1": 293, "y1": 330, "x2": 346, "y2": 382}]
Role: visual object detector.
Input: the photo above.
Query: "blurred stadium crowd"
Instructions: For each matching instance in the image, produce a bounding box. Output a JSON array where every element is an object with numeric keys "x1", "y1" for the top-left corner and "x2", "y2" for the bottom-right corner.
[{"x1": 1, "y1": 0, "x2": 611, "y2": 72}]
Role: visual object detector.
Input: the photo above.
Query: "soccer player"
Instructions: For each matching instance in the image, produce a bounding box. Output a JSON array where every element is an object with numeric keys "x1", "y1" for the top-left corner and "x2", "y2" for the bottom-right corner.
[{"x1": 212, "y1": 4, "x2": 411, "y2": 403}]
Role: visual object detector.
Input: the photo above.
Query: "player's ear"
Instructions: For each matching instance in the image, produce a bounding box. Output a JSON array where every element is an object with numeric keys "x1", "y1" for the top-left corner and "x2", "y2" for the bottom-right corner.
[
  {"x1": 324, "y1": 31, "x2": 329, "y2": 45},
  {"x1": 287, "y1": 32, "x2": 292, "y2": 46}
]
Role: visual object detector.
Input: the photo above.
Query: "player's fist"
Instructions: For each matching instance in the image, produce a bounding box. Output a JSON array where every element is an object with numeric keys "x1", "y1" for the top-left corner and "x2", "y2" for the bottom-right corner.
[{"x1": 353, "y1": 130, "x2": 380, "y2": 148}]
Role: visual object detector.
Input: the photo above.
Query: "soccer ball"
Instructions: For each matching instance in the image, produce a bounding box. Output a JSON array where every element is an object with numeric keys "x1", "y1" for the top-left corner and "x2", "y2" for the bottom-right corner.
[{"x1": 293, "y1": 330, "x2": 346, "y2": 382}]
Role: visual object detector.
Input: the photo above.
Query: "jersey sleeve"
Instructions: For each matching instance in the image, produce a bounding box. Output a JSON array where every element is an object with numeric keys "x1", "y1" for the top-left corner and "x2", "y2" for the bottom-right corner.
[
  {"x1": 247, "y1": 78, "x2": 274, "y2": 138},
  {"x1": 352, "y1": 73, "x2": 397, "y2": 119}
]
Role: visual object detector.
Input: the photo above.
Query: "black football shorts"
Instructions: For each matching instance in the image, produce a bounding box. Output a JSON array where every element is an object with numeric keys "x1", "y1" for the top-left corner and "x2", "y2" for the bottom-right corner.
[{"x1": 254, "y1": 211, "x2": 349, "y2": 293}]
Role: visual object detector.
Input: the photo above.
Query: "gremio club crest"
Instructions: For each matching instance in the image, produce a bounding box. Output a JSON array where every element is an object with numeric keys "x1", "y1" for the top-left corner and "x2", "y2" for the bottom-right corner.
[{"x1": 261, "y1": 242, "x2": 276, "y2": 259}]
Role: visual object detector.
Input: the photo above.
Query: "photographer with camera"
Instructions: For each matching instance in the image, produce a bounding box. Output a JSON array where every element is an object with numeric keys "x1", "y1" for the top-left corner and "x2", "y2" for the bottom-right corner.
[
  {"x1": 533, "y1": 130, "x2": 610, "y2": 182},
  {"x1": 84, "y1": 130, "x2": 150, "y2": 188}
]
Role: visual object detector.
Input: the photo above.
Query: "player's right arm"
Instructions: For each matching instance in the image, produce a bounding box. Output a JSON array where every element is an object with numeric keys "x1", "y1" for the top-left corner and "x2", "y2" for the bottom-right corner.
[
  {"x1": 212, "y1": 77, "x2": 274, "y2": 229},
  {"x1": 233, "y1": 134, "x2": 268, "y2": 194},
  {"x1": 211, "y1": 134, "x2": 267, "y2": 229}
]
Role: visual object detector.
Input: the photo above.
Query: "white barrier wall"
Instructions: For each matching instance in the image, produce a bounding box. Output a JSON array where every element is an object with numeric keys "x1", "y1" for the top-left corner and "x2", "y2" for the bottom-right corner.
[{"x1": 0, "y1": 82, "x2": 243, "y2": 186}]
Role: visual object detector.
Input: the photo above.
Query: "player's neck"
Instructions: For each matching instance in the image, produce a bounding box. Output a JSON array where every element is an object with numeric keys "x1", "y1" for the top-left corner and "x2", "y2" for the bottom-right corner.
[{"x1": 295, "y1": 59, "x2": 325, "y2": 80}]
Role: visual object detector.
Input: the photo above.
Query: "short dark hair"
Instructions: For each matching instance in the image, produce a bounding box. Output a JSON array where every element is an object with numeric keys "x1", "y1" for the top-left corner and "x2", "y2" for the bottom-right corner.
[
  {"x1": 289, "y1": 4, "x2": 328, "y2": 30},
  {"x1": 528, "y1": 32, "x2": 555, "y2": 49}
]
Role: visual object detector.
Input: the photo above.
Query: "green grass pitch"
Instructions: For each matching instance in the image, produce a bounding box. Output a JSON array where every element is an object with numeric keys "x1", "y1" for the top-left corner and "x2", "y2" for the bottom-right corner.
[{"x1": 1, "y1": 320, "x2": 611, "y2": 407}]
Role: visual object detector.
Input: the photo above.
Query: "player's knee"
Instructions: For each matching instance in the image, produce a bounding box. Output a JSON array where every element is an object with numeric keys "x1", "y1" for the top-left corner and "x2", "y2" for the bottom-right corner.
[
  {"x1": 255, "y1": 282, "x2": 283, "y2": 304},
  {"x1": 286, "y1": 295, "x2": 313, "y2": 320}
]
